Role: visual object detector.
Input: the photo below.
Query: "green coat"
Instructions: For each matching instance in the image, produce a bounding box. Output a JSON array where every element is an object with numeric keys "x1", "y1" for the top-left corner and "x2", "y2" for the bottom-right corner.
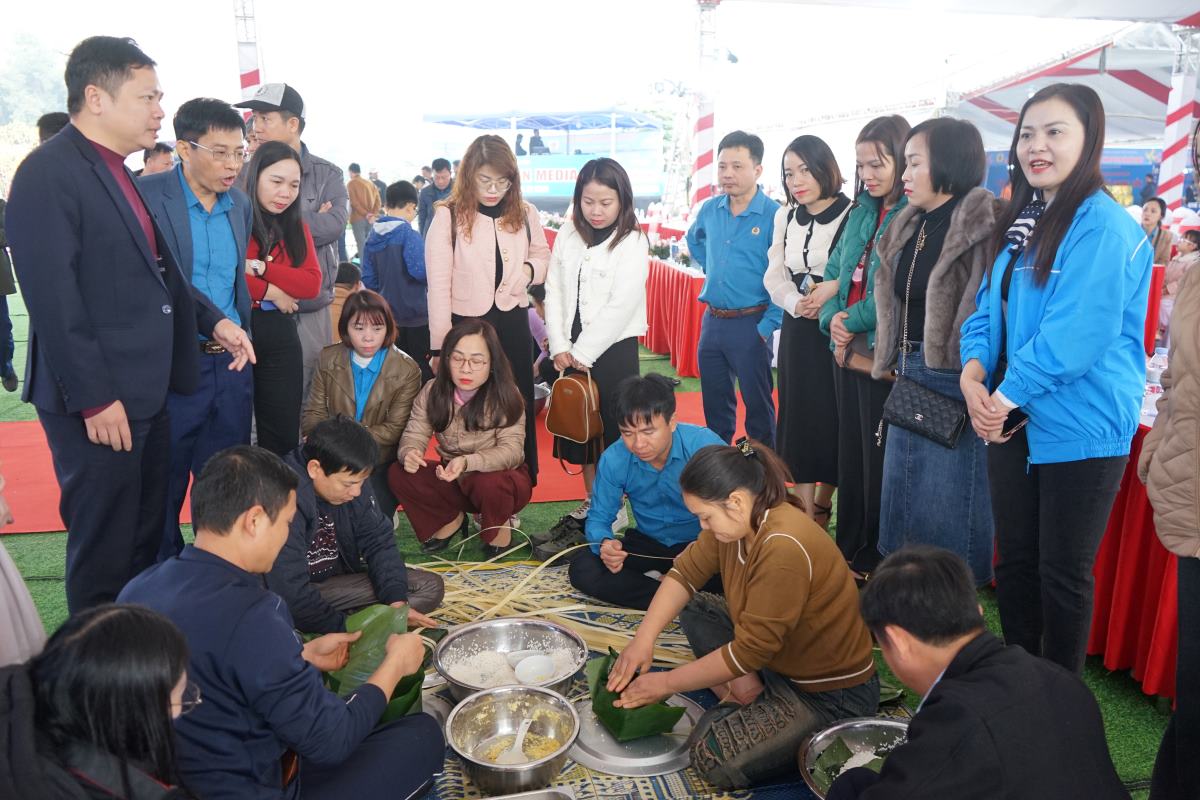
[{"x1": 818, "y1": 191, "x2": 908, "y2": 350}]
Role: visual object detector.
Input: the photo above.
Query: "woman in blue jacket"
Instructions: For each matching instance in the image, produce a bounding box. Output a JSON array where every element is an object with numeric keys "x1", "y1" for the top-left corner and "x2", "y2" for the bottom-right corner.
[{"x1": 959, "y1": 83, "x2": 1153, "y2": 675}]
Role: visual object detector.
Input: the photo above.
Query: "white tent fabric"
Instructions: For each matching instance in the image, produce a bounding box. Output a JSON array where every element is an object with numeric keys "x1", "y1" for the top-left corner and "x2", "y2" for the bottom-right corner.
[{"x1": 746, "y1": 1, "x2": 1200, "y2": 25}]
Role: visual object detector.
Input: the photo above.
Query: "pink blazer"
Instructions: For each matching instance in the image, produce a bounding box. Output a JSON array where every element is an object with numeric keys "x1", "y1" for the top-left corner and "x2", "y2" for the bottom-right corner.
[{"x1": 425, "y1": 201, "x2": 551, "y2": 350}]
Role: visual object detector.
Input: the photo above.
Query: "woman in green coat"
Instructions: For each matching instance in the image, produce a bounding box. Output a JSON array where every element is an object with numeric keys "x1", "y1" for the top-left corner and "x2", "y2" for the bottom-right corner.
[{"x1": 818, "y1": 115, "x2": 909, "y2": 578}]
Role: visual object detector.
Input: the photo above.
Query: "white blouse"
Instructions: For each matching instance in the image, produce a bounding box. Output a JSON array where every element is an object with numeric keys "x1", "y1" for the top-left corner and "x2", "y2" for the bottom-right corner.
[{"x1": 764, "y1": 195, "x2": 853, "y2": 317}]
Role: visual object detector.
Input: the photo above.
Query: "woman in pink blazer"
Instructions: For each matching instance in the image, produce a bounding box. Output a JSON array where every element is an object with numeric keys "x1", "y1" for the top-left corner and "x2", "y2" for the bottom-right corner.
[{"x1": 426, "y1": 134, "x2": 551, "y2": 484}]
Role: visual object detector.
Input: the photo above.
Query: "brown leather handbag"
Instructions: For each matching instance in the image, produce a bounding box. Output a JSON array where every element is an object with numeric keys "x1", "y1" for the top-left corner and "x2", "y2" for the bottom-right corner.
[
  {"x1": 545, "y1": 370, "x2": 603, "y2": 445},
  {"x1": 837, "y1": 335, "x2": 895, "y2": 383}
]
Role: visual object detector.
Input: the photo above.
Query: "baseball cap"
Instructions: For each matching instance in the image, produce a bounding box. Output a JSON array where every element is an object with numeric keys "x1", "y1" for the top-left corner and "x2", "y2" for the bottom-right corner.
[{"x1": 235, "y1": 83, "x2": 305, "y2": 117}]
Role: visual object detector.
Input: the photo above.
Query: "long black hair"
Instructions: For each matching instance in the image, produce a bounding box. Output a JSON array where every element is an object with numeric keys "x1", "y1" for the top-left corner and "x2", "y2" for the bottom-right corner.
[
  {"x1": 245, "y1": 139, "x2": 309, "y2": 265},
  {"x1": 31, "y1": 604, "x2": 189, "y2": 793},
  {"x1": 990, "y1": 83, "x2": 1106, "y2": 285},
  {"x1": 570, "y1": 157, "x2": 642, "y2": 250},
  {"x1": 679, "y1": 440, "x2": 804, "y2": 531},
  {"x1": 427, "y1": 318, "x2": 524, "y2": 433}
]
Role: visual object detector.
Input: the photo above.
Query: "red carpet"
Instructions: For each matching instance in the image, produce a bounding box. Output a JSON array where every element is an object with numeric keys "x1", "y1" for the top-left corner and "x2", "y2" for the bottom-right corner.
[{"x1": 0, "y1": 392, "x2": 741, "y2": 535}]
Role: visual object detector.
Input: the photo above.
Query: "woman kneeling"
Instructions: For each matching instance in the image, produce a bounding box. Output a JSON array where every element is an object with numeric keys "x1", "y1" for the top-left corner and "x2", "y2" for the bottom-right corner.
[{"x1": 607, "y1": 440, "x2": 879, "y2": 788}]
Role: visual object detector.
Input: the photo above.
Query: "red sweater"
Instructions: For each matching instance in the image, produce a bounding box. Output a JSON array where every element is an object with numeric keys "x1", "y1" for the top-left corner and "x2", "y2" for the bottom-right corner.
[{"x1": 245, "y1": 223, "x2": 322, "y2": 307}]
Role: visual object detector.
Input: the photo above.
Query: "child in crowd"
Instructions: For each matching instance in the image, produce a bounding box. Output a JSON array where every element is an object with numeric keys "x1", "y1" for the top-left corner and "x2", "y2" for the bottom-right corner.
[
  {"x1": 528, "y1": 283, "x2": 554, "y2": 384},
  {"x1": 329, "y1": 261, "x2": 363, "y2": 344},
  {"x1": 303, "y1": 290, "x2": 423, "y2": 518},
  {"x1": 1161, "y1": 229, "x2": 1200, "y2": 338},
  {"x1": 362, "y1": 181, "x2": 432, "y2": 382}
]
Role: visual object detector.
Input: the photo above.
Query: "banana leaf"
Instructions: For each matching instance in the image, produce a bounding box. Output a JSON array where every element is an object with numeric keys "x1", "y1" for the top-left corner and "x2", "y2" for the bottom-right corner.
[
  {"x1": 326, "y1": 604, "x2": 424, "y2": 720},
  {"x1": 585, "y1": 647, "x2": 685, "y2": 742}
]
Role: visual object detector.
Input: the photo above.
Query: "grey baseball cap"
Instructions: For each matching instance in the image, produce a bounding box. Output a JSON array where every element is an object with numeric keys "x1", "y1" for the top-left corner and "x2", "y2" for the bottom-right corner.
[{"x1": 235, "y1": 83, "x2": 305, "y2": 117}]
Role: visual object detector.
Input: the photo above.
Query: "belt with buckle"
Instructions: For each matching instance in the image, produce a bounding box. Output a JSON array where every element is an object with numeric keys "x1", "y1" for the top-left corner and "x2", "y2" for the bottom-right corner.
[
  {"x1": 707, "y1": 303, "x2": 768, "y2": 319},
  {"x1": 200, "y1": 340, "x2": 227, "y2": 355},
  {"x1": 898, "y1": 339, "x2": 922, "y2": 355}
]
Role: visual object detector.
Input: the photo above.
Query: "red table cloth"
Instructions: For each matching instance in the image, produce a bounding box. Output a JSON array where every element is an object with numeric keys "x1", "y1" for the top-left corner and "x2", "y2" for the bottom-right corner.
[
  {"x1": 1145, "y1": 264, "x2": 1166, "y2": 356},
  {"x1": 1087, "y1": 424, "x2": 1178, "y2": 699},
  {"x1": 640, "y1": 258, "x2": 706, "y2": 378}
]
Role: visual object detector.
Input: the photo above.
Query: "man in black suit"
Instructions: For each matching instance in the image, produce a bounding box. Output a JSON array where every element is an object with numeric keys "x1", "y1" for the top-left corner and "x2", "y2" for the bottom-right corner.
[
  {"x1": 139, "y1": 98, "x2": 255, "y2": 560},
  {"x1": 4, "y1": 36, "x2": 254, "y2": 612},
  {"x1": 829, "y1": 546, "x2": 1128, "y2": 800}
]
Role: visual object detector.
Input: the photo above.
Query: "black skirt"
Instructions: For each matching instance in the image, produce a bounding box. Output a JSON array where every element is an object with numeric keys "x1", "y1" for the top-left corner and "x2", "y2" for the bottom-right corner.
[{"x1": 775, "y1": 312, "x2": 838, "y2": 484}]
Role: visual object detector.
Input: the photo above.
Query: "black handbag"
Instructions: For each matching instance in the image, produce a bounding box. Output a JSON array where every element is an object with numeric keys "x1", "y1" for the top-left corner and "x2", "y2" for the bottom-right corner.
[{"x1": 880, "y1": 219, "x2": 967, "y2": 449}]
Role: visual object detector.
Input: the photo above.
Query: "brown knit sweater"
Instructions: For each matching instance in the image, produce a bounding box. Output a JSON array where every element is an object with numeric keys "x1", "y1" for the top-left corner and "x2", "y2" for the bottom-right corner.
[
  {"x1": 668, "y1": 502, "x2": 876, "y2": 693},
  {"x1": 347, "y1": 175, "x2": 381, "y2": 222}
]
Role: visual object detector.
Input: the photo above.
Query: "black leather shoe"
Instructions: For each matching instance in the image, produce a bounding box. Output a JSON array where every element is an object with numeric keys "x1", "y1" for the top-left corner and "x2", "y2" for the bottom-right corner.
[
  {"x1": 422, "y1": 514, "x2": 467, "y2": 554},
  {"x1": 482, "y1": 539, "x2": 524, "y2": 560}
]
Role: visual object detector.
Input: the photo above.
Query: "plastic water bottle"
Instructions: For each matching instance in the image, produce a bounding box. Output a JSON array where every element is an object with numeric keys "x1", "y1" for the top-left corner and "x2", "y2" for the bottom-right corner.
[{"x1": 1147, "y1": 347, "x2": 1168, "y2": 385}]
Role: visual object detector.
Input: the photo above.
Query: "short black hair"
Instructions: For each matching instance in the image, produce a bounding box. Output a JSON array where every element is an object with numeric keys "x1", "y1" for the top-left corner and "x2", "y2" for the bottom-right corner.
[
  {"x1": 859, "y1": 546, "x2": 986, "y2": 647},
  {"x1": 528, "y1": 283, "x2": 546, "y2": 303},
  {"x1": 348, "y1": 162, "x2": 361, "y2": 174},
  {"x1": 718, "y1": 130, "x2": 764, "y2": 165},
  {"x1": 191, "y1": 446, "x2": 297, "y2": 535},
  {"x1": 37, "y1": 112, "x2": 70, "y2": 143},
  {"x1": 143, "y1": 142, "x2": 173, "y2": 163},
  {"x1": 335, "y1": 261, "x2": 362, "y2": 287},
  {"x1": 412, "y1": 175, "x2": 427, "y2": 187},
  {"x1": 431, "y1": 158, "x2": 451, "y2": 173},
  {"x1": 302, "y1": 416, "x2": 379, "y2": 475},
  {"x1": 385, "y1": 180, "x2": 419, "y2": 209},
  {"x1": 173, "y1": 97, "x2": 245, "y2": 145},
  {"x1": 906, "y1": 117, "x2": 985, "y2": 197},
  {"x1": 780, "y1": 135, "x2": 844, "y2": 206},
  {"x1": 1184, "y1": 229, "x2": 1200, "y2": 247},
  {"x1": 65, "y1": 36, "x2": 156, "y2": 115},
  {"x1": 614, "y1": 374, "x2": 677, "y2": 429}
]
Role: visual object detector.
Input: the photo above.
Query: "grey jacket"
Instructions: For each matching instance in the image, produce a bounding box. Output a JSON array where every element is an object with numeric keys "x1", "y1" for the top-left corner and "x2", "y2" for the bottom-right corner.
[
  {"x1": 872, "y1": 187, "x2": 1000, "y2": 377},
  {"x1": 298, "y1": 143, "x2": 349, "y2": 312}
]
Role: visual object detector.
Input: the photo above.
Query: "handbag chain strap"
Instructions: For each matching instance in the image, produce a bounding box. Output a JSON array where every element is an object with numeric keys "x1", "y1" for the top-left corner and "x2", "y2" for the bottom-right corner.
[{"x1": 898, "y1": 220, "x2": 928, "y2": 376}]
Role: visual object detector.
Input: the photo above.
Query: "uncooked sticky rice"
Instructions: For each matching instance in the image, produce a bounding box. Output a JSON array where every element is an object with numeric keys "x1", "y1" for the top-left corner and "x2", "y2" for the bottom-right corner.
[{"x1": 445, "y1": 647, "x2": 577, "y2": 688}]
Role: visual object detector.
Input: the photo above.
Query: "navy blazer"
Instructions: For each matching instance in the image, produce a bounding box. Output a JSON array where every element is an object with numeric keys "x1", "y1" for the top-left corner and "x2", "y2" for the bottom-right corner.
[
  {"x1": 4, "y1": 125, "x2": 224, "y2": 419},
  {"x1": 138, "y1": 166, "x2": 254, "y2": 333}
]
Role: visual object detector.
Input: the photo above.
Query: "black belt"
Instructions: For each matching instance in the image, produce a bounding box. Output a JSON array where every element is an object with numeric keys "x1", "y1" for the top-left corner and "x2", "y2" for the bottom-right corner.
[{"x1": 708, "y1": 304, "x2": 768, "y2": 319}]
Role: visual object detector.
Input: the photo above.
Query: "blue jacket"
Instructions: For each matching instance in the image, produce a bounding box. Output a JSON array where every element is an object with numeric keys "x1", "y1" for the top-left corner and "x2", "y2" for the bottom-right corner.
[
  {"x1": 4, "y1": 124, "x2": 224, "y2": 419},
  {"x1": 959, "y1": 191, "x2": 1153, "y2": 464},
  {"x1": 361, "y1": 216, "x2": 427, "y2": 326},
  {"x1": 118, "y1": 547, "x2": 387, "y2": 799},
  {"x1": 139, "y1": 166, "x2": 253, "y2": 333},
  {"x1": 417, "y1": 181, "x2": 452, "y2": 236}
]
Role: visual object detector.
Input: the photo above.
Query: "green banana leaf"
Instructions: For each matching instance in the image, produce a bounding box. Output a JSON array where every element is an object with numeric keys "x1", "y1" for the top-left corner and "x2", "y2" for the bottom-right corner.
[
  {"x1": 585, "y1": 647, "x2": 686, "y2": 742},
  {"x1": 326, "y1": 604, "x2": 424, "y2": 720},
  {"x1": 809, "y1": 735, "x2": 887, "y2": 792}
]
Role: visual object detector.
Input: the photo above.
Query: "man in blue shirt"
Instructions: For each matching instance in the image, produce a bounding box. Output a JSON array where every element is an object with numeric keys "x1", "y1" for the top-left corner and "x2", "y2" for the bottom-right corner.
[
  {"x1": 119, "y1": 445, "x2": 443, "y2": 800},
  {"x1": 686, "y1": 130, "x2": 781, "y2": 444},
  {"x1": 140, "y1": 98, "x2": 254, "y2": 560},
  {"x1": 417, "y1": 157, "x2": 453, "y2": 236},
  {"x1": 568, "y1": 375, "x2": 724, "y2": 609}
]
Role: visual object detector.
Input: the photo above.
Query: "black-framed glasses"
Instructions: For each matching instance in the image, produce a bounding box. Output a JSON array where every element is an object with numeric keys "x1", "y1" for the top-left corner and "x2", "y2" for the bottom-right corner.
[
  {"x1": 175, "y1": 680, "x2": 203, "y2": 715},
  {"x1": 188, "y1": 140, "x2": 248, "y2": 165}
]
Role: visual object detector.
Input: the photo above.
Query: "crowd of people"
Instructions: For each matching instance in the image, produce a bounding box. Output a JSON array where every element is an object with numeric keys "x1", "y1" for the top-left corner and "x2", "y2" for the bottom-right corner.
[{"x1": 0, "y1": 31, "x2": 1195, "y2": 800}]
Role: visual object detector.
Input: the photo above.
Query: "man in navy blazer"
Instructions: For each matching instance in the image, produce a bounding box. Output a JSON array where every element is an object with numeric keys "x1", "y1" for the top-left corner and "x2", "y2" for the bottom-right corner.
[
  {"x1": 140, "y1": 98, "x2": 256, "y2": 560},
  {"x1": 3, "y1": 36, "x2": 254, "y2": 612}
]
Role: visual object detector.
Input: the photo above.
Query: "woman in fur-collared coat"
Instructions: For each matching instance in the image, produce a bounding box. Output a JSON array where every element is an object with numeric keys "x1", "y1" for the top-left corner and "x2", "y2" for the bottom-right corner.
[{"x1": 871, "y1": 118, "x2": 1000, "y2": 585}]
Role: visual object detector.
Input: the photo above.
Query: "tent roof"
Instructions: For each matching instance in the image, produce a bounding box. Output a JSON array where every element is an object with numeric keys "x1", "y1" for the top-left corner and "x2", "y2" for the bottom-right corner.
[
  {"x1": 744, "y1": 1, "x2": 1200, "y2": 25},
  {"x1": 423, "y1": 110, "x2": 662, "y2": 131}
]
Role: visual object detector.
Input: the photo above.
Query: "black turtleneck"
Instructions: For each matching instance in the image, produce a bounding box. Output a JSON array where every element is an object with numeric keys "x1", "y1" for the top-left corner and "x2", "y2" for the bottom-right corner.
[
  {"x1": 569, "y1": 220, "x2": 621, "y2": 340},
  {"x1": 895, "y1": 194, "x2": 961, "y2": 342},
  {"x1": 478, "y1": 202, "x2": 504, "y2": 288}
]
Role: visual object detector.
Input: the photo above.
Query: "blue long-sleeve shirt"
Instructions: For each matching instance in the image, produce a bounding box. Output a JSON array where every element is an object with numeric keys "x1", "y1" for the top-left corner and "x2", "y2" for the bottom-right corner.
[
  {"x1": 686, "y1": 187, "x2": 782, "y2": 340},
  {"x1": 586, "y1": 422, "x2": 725, "y2": 553},
  {"x1": 118, "y1": 547, "x2": 387, "y2": 799}
]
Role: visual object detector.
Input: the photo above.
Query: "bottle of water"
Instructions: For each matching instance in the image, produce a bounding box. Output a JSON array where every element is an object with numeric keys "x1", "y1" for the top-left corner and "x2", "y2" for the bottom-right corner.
[{"x1": 1147, "y1": 346, "x2": 1168, "y2": 385}]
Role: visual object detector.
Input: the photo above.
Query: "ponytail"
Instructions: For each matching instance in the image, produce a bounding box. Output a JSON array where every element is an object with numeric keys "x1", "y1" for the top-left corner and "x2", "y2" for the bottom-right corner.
[{"x1": 679, "y1": 438, "x2": 803, "y2": 530}]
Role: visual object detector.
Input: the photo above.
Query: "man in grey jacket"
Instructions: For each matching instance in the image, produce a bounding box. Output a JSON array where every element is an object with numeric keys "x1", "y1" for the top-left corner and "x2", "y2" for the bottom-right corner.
[{"x1": 237, "y1": 83, "x2": 349, "y2": 397}]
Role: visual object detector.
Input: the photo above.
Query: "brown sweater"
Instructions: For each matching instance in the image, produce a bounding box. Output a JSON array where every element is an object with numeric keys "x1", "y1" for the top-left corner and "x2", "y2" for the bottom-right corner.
[
  {"x1": 397, "y1": 381, "x2": 526, "y2": 473},
  {"x1": 347, "y1": 175, "x2": 381, "y2": 223},
  {"x1": 668, "y1": 502, "x2": 876, "y2": 693}
]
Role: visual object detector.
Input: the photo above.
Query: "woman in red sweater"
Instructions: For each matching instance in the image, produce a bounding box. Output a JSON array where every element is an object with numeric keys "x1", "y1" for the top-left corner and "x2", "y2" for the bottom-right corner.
[{"x1": 242, "y1": 141, "x2": 322, "y2": 455}]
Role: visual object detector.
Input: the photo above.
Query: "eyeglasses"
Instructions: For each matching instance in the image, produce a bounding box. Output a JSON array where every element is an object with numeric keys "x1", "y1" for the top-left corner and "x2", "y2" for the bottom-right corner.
[
  {"x1": 174, "y1": 681, "x2": 203, "y2": 715},
  {"x1": 475, "y1": 175, "x2": 512, "y2": 192},
  {"x1": 188, "y1": 140, "x2": 248, "y2": 165},
  {"x1": 448, "y1": 354, "x2": 490, "y2": 370}
]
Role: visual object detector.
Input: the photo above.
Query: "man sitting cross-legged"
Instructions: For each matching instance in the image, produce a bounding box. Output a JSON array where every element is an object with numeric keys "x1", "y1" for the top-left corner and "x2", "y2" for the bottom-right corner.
[
  {"x1": 267, "y1": 415, "x2": 445, "y2": 634},
  {"x1": 566, "y1": 374, "x2": 724, "y2": 609},
  {"x1": 119, "y1": 445, "x2": 443, "y2": 799}
]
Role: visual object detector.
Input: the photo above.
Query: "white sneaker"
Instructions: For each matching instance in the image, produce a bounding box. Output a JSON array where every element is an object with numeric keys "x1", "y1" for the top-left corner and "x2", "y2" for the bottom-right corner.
[
  {"x1": 568, "y1": 499, "x2": 590, "y2": 521},
  {"x1": 612, "y1": 504, "x2": 629, "y2": 534}
]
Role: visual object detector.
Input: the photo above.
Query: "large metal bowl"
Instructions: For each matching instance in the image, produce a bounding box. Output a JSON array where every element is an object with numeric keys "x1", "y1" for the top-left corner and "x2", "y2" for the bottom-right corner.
[
  {"x1": 798, "y1": 717, "x2": 909, "y2": 799},
  {"x1": 446, "y1": 685, "x2": 580, "y2": 795},
  {"x1": 433, "y1": 618, "x2": 588, "y2": 702}
]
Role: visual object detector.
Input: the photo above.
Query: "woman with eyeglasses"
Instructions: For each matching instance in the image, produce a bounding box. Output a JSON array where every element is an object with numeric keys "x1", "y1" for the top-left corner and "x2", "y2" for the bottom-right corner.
[
  {"x1": 389, "y1": 319, "x2": 530, "y2": 559},
  {"x1": 242, "y1": 140, "x2": 322, "y2": 455},
  {"x1": 0, "y1": 604, "x2": 195, "y2": 798},
  {"x1": 425, "y1": 135, "x2": 551, "y2": 489}
]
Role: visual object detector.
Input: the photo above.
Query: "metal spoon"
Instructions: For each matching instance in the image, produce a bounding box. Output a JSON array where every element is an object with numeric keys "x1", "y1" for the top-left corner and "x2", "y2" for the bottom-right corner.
[{"x1": 494, "y1": 718, "x2": 534, "y2": 765}]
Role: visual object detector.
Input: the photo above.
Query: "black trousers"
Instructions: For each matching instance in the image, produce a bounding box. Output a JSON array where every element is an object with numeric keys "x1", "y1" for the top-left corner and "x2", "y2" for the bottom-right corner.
[
  {"x1": 300, "y1": 712, "x2": 443, "y2": 799},
  {"x1": 252, "y1": 309, "x2": 304, "y2": 456},
  {"x1": 39, "y1": 406, "x2": 170, "y2": 612},
  {"x1": 568, "y1": 528, "x2": 722, "y2": 610},
  {"x1": 1150, "y1": 555, "x2": 1200, "y2": 800},
  {"x1": 395, "y1": 324, "x2": 433, "y2": 384},
  {"x1": 832, "y1": 364, "x2": 891, "y2": 574},
  {"x1": 988, "y1": 426, "x2": 1126, "y2": 674}
]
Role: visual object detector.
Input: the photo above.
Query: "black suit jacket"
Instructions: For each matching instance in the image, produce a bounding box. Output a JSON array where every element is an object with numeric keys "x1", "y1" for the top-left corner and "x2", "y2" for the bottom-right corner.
[
  {"x1": 4, "y1": 125, "x2": 223, "y2": 419},
  {"x1": 138, "y1": 167, "x2": 253, "y2": 334},
  {"x1": 838, "y1": 632, "x2": 1129, "y2": 799}
]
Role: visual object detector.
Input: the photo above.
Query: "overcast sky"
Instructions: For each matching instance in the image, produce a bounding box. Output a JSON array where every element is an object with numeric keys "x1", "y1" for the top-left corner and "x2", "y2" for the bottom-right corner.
[{"x1": 2, "y1": 0, "x2": 1130, "y2": 179}]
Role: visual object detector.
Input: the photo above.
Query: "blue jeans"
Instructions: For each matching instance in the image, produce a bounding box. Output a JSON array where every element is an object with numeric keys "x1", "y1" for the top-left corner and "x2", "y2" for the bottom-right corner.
[
  {"x1": 879, "y1": 344, "x2": 994, "y2": 585},
  {"x1": 0, "y1": 295, "x2": 14, "y2": 378},
  {"x1": 161, "y1": 351, "x2": 254, "y2": 559},
  {"x1": 697, "y1": 310, "x2": 775, "y2": 444}
]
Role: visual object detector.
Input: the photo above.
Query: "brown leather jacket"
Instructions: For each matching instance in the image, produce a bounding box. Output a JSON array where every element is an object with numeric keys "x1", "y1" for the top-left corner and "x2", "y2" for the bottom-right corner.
[
  {"x1": 301, "y1": 344, "x2": 423, "y2": 464},
  {"x1": 1139, "y1": 266, "x2": 1200, "y2": 557},
  {"x1": 397, "y1": 381, "x2": 526, "y2": 474}
]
